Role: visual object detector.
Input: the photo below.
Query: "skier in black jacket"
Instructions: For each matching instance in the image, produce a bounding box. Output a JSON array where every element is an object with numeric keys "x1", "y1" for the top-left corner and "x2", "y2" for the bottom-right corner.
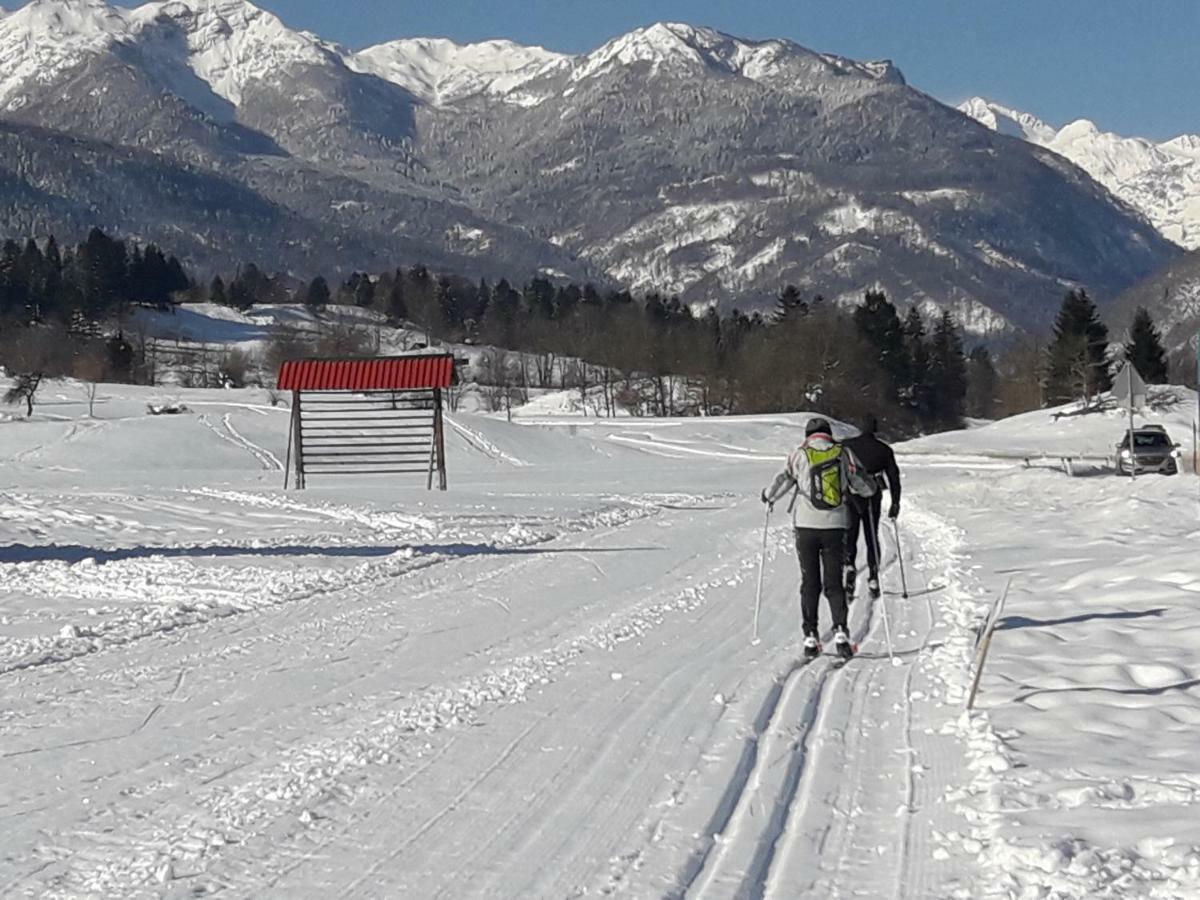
[{"x1": 842, "y1": 415, "x2": 901, "y2": 600}]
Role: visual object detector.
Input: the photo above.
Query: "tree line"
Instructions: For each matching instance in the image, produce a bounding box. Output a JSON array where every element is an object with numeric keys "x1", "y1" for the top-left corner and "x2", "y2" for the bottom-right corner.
[{"x1": 0, "y1": 227, "x2": 1175, "y2": 431}]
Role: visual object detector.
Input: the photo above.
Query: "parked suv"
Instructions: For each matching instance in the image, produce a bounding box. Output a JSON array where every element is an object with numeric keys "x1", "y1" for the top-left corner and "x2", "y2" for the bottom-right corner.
[{"x1": 1115, "y1": 424, "x2": 1180, "y2": 475}]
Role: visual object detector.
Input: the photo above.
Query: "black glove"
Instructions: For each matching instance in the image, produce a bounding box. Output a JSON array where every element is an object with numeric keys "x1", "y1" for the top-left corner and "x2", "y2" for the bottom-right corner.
[
  {"x1": 761, "y1": 489, "x2": 771, "y2": 505},
  {"x1": 888, "y1": 502, "x2": 900, "y2": 520}
]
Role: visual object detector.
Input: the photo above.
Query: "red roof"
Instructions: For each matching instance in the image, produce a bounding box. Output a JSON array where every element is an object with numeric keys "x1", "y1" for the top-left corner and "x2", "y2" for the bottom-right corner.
[{"x1": 277, "y1": 355, "x2": 454, "y2": 391}]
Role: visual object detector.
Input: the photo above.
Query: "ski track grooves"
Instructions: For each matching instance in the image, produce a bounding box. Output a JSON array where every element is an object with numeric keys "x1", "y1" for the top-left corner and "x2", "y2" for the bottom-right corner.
[
  {"x1": 200, "y1": 412, "x2": 282, "y2": 471},
  {"x1": 741, "y1": 662, "x2": 843, "y2": 900},
  {"x1": 677, "y1": 521, "x2": 932, "y2": 900},
  {"x1": 672, "y1": 658, "x2": 808, "y2": 895}
]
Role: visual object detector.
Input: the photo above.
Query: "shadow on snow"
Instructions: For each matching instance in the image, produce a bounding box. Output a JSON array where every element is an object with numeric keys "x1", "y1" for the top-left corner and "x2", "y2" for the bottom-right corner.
[
  {"x1": 0, "y1": 543, "x2": 663, "y2": 565},
  {"x1": 997, "y1": 607, "x2": 1168, "y2": 632}
]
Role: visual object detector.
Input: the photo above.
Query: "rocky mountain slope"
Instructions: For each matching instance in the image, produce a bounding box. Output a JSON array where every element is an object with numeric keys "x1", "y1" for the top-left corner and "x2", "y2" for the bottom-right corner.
[
  {"x1": 1111, "y1": 248, "x2": 1200, "y2": 354},
  {"x1": 0, "y1": 0, "x2": 1180, "y2": 333},
  {"x1": 960, "y1": 98, "x2": 1200, "y2": 250}
]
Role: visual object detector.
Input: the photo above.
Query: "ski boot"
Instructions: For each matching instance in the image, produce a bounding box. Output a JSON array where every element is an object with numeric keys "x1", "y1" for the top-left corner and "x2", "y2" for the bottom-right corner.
[
  {"x1": 867, "y1": 573, "x2": 881, "y2": 599},
  {"x1": 833, "y1": 627, "x2": 855, "y2": 660},
  {"x1": 844, "y1": 564, "x2": 857, "y2": 603},
  {"x1": 803, "y1": 635, "x2": 821, "y2": 661}
]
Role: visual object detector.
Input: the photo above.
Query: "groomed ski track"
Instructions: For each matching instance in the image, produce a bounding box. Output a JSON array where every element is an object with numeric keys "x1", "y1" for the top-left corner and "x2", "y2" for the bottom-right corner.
[{"x1": 0, "y1": 406, "x2": 982, "y2": 898}]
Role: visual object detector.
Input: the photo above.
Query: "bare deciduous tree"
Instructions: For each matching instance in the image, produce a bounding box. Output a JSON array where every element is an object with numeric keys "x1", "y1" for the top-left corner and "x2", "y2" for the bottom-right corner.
[
  {"x1": 72, "y1": 350, "x2": 108, "y2": 417},
  {"x1": 5, "y1": 372, "x2": 44, "y2": 418}
]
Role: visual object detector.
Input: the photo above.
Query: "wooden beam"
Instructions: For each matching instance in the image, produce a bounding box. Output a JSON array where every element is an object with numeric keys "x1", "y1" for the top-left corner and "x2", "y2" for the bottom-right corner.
[
  {"x1": 434, "y1": 388, "x2": 447, "y2": 491},
  {"x1": 293, "y1": 389, "x2": 306, "y2": 490}
]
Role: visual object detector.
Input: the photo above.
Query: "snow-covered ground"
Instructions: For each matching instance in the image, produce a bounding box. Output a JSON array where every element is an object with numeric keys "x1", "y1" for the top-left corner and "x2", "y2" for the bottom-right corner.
[{"x1": 2, "y1": 380, "x2": 1199, "y2": 897}]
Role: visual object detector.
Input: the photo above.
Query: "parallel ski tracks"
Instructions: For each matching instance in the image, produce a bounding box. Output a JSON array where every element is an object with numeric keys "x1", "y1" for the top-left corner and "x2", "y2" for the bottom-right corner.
[
  {"x1": 198, "y1": 412, "x2": 282, "y2": 471},
  {"x1": 680, "y1": 532, "x2": 936, "y2": 900}
]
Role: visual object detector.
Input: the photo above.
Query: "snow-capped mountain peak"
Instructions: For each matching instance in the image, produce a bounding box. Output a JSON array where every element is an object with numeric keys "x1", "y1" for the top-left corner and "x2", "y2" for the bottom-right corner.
[
  {"x1": 961, "y1": 96, "x2": 1200, "y2": 249},
  {"x1": 0, "y1": 0, "x2": 135, "y2": 109},
  {"x1": 957, "y1": 97, "x2": 1056, "y2": 143},
  {"x1": 569, "y1": 21, "x2": 904, "y2": 90},
  {"x1": 568, "y1": 22, "x2": 721, "y2": 82},
  {"x1": 0, "y1": 0, "x2": 337, "y2": 112},
  {"x1": 1163, "y1": 134, "x2": 1200, "y2": 160},
  {"x1": 349, "y1": 36, "x2": 568, "y2": 106},
  {"x1": 135, "y1": 0, "x2": 333, "y2": 106}
]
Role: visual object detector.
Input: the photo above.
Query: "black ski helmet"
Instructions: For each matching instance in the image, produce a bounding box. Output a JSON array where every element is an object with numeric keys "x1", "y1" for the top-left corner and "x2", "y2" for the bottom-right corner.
[{"x1": 805, "y1": 417, "x2": 832, "y2": 436}]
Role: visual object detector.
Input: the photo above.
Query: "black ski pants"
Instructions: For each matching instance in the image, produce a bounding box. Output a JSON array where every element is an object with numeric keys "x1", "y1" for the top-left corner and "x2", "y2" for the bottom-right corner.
[
  {"x1": 794, "y1": 527, "x2": 848, "y2": 637},
  {"x1": 846, "y1": 493, "x2": 882, "y2": 577}
]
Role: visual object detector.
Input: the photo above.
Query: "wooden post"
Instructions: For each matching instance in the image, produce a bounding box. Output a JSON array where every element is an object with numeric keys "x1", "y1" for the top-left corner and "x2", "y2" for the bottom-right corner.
[
  {"x1": 283, "y1": 396, "x2": 296, "y2": 489},
  {"x1": 292, "y1": 390, "x2": 306, "y2": 490},
  {"x1": 433, "y1": 388, "x2": 447, "y2": 490},
  {"x1": 968, "y1": 579, "x2": 1012, "y2": 710}
]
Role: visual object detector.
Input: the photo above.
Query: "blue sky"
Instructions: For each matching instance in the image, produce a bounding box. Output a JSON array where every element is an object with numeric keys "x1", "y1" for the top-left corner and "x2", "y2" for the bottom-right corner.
[{"x1": 256, "y1": 0, "x2": 1196, "y2": 140}]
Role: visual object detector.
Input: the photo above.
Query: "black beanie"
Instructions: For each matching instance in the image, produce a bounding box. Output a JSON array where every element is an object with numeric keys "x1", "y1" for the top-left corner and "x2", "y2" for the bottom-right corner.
[{"x1": 806, "y1": 417, "x2": 832, "y2": 436}]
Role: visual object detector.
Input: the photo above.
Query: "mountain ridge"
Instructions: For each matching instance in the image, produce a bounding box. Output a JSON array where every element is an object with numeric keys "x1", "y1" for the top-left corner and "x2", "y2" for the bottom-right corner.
[
  {"x1": 0, "y1": 0, "x2": 1180, "y2": 334},
  {"x1": 960, "y1": 96, "x2": 1200, "y2": 250}
]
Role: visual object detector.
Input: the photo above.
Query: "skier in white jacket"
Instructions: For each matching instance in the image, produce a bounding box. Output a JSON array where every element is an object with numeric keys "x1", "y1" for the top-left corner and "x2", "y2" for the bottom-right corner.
[{"x1": 761, "y1": 417, "x2": 876, "y2": 660}]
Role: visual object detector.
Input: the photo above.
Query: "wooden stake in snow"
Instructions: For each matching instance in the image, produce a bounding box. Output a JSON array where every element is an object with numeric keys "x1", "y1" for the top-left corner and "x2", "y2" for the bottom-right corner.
[
  {"x1": 752, "y1": 505, "x2": 771, "y2": 644},
  {"x1": 967, "y1": 579, "x2": 1012, "y2": 710}
]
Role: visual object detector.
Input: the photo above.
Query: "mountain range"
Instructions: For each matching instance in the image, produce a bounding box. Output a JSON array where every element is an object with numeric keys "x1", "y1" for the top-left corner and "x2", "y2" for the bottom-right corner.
[
  {"x1": 0, "y1": 0, "x2": 1181, "y2": 334},
  {"x1": 959, "y1": 98, "x2": 1200, "y2": 251},
  {"x1": 958, "y1": 98, "x2": 1200, "y2": 353}
]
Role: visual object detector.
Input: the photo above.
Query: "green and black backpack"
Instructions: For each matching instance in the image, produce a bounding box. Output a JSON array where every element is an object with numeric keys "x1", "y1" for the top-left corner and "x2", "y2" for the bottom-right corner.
[{"x1": 805, "y1": 444, "x2": 845, "y2": 510}]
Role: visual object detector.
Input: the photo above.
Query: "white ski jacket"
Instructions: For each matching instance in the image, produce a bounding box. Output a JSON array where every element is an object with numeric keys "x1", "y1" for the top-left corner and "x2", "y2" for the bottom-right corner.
[{"x1": 762, "y1": 433, "x2": 876, "y2": 530}]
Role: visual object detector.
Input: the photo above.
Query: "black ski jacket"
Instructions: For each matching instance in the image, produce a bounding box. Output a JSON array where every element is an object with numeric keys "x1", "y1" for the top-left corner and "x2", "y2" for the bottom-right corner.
[{"x1": 843, "y1": 432, "x2": 901, "y2": 510}]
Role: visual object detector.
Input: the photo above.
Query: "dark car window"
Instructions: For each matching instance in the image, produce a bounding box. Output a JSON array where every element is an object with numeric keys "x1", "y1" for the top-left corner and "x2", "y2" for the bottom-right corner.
[{"x1": 1132, "y1": 432, "x2": 1171, "y2": 448}]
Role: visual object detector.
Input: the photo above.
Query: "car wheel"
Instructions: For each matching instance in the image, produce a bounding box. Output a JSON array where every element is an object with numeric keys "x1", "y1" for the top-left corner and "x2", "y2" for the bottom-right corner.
[{"x1": 1165, "y1": 461, "x2": 1178, "y2": 476}]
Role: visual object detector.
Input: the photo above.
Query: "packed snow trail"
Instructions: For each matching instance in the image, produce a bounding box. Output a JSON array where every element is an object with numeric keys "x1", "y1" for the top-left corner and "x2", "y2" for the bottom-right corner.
[{"x1": 0, "y1": 392, "x2": 990, "y2": 898}]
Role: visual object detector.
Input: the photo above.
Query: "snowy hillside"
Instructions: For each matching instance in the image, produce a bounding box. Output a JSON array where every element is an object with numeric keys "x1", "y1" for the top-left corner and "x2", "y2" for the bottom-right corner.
[
  {"x1": 348, "y1": 37, "x2": 569, "y2": 106},
  {"x1": 2, "y1": 376, "x2": 1200, "y2": 896},
  {"x1": 961, "y1": 96, "x2": 1200, "y2": 249}
]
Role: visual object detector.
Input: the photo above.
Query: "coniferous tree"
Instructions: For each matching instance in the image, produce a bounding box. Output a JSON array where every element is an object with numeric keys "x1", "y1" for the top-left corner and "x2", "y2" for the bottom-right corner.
[
  {"x1": 928, "y1": 311, "x2": 967, "y2": 426},
  {"x1": 1044, "y1": 289, "x2": 1110, "y2": 405},
  {"x1": 385, "y1": 271, "x2": 408, "y2": 324},
  {"x1": 483, "y1": 278, "x2": 520, "y2": 346},
  {"x1": 18, "y1": 239, "x2": 45, "y2": 312},
  {"x1": 473, "y1": 278, "x2": 492, "y2": 326},
  {"x1": 233, "y1": 263, "x2": 269, "y2": 308},
  {"x1": 406, "y1": 264, "x2": 436, "y2": 338},
  {"x1": 1125, "y1": 307, "x2": 1169, "y2": 384},
  {"x1": 79, "y1": 228, "x2": 128, "y2": 321},
  {"x1": 0, "y1": 239, "x2": 27, "y2": 317},
  {"x1": 853, "y1": 290, "x2": 909, "y2": 402},
  {"x1": 42, "y1": 236, "x2": 63, "y2": 316},
  {"x1": 353, "y1": 274, "x2": 375, "y2": 309},
  {"x1": 209, "y1": 275, "x2": 228, "y2": 307},
  {"x1": 228, "y1": 273, "x2": 254, "y2": 312},
  {"x1": 775, "y1": 284, "x2": 807, "y2": 322},
  {"x1": 164, "y1": 255, "x2": 189, "y2": 297},
  {"x1": 304, "y1": 276, "x2": 330, "y2": 311},
  {"x1": 524, "y1": 277, "x2": 555, "y2": 320},
  {"x1": 436, "y1": 276, "x2": 463, "y2": 329}
]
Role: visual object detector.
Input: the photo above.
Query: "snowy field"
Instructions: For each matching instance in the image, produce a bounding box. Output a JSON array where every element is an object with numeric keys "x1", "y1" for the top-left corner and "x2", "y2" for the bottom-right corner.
[{"x1": 2, "y1": 379, "x2": 1199, "y2": 898}]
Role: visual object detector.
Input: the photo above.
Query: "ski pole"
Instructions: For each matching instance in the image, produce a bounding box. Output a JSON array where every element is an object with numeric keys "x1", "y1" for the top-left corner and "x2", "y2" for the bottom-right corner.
[
  {"x1": 752, "y1": 504, "x2": 771, "y2": 644},
  {"x1": 891, "y1": 518, "x2": 909, "y2": 600},
  {"x1": 868, "y1": 501, "x2": 894, "y2": 662}
]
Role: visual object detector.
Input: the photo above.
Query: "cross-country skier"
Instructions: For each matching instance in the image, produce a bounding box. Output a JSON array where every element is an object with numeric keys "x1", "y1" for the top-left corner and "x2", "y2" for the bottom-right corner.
[
  {"x1": 761, "y1": 417, "x2": 876, "y2": 660},
  {"x1": 842, "y1": 415, "x2": 901, "y2": 601}
]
